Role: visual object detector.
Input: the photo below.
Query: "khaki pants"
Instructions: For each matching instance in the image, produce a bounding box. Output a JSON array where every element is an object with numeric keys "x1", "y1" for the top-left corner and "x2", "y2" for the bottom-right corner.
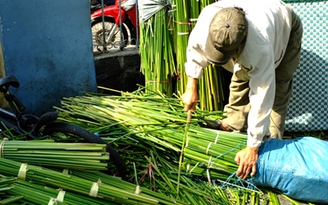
[{"x1": 222, "y1": 9, "x2": 303, "y2": 139}]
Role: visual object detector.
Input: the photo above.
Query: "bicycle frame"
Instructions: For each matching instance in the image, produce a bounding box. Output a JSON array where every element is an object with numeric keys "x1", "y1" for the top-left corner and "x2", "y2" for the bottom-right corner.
[
  {"x1": 0, "y1": 106, "x2": 22, "y2": 135},
  {"x1": 0, "y1": 76, "x2": 58, "y2": 139}
]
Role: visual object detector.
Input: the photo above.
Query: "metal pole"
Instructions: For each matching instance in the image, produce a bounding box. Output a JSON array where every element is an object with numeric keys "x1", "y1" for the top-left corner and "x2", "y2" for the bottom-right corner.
[
  {"x1": 118, "y1": 0, "x2": 123, "y2": 49},
  {"x1": 135, "y1": 0, "x2": 139, "y2": 48},
  {"x1": 101, "y1": 0, "x2": 107, "y2": 52}
]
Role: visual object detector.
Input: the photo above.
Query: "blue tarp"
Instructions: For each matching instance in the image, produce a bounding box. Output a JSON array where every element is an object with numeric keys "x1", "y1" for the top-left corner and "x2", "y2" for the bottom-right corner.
[{"x1": 254, "y1": 137, "x2": 328, "y2": 203}]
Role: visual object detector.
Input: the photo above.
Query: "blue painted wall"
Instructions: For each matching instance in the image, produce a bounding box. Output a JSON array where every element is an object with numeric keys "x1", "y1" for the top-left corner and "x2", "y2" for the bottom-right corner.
[{"x1": 0, "y1": 0, "x2": 97, "y2": 115}]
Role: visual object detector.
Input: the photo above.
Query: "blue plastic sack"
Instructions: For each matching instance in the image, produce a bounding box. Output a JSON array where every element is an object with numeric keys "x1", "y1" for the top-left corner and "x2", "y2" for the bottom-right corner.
[{"x1": 253, "y1": 137, "x2": 328, "y2": 203}]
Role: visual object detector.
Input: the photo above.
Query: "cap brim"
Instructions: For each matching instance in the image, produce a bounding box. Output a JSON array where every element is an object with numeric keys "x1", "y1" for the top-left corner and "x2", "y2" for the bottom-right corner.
[{"x1": 205, "y1": 37, "x2": 235, "y2": 65}]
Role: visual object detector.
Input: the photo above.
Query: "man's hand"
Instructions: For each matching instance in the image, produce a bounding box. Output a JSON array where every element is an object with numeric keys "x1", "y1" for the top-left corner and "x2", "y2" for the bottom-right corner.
[
  {"x1": 234, "y1": 146, "x2": 259, "y2": 179},
  {"x1": 181, "y1": 77, "x2": 198, "y2": 112}
]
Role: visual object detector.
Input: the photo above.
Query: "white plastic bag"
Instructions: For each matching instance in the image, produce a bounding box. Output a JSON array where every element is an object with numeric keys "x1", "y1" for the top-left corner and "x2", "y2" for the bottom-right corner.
[
  {"x1": 121, "y1": 0, "x2": 136, "y2": 11},
  {"x1": 138, "y1": 0, "x2": 170, "y2": 22}
]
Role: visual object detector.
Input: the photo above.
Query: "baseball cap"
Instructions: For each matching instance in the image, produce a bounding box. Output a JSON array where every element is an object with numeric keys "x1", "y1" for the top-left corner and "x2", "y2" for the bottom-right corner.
[{"x1": 205, "y1": 7, "x2": 248, "y2": 65}]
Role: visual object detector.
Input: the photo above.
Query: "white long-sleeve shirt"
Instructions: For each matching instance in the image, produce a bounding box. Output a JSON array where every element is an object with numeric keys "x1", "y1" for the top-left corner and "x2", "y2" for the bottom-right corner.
[{"x1": 185, "y1": 0, "x2": 293, "y2": 147}]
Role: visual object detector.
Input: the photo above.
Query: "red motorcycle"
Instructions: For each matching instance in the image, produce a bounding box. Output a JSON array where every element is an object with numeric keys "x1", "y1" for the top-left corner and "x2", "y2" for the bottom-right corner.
[
  {"x1": 90, "y1": 0, "x2": 115, "y2": 13},
  {"x1": 91, "y1": 0, "x2": 137, "y2": 51}
]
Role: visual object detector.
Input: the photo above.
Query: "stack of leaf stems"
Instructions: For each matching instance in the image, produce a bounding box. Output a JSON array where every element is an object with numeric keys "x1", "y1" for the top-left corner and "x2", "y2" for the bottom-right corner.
[
  {"x1": 55, "y1": 91, "x2": 247, "y2": 181},
  {"x1": 0, "y1": 157, "x2": 186, "y2": 205},
  {"x1": 0, "y1": 140, "x2": 109, "y2": 170},
  {"x1": 139, "y1": 8, "x2": 176, "y2": 96},
  {"x1": 171, "y1": 0, "x2": 189, "y2": 93},
  {"x1": 0, "y1": 175, "x2": 23, "y2": 204},
  {"x1": 139, "y1": 0, "x2": 224, "y2": 110},
  {"x1": 8, "y1": 179, "x2": 109, "y2": 205},
  {"x1": 53, "y1": 91, "x2": 310, "y2": 204},
  {"x1": 68, "y1": 158, "x2": 233, "y2": 205}
]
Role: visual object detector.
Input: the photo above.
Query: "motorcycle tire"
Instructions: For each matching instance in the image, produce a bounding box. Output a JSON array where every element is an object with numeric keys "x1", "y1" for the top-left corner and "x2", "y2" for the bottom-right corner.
[
  {"x1": 43, "y1": 122, "x2": 127, "y2": 179},
  {"x1": 91, "y1": 17, "x2": 129, "y2": 52}
]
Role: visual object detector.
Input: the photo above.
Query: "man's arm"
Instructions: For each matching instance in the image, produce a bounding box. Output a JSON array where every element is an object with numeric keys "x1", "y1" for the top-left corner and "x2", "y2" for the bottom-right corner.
[
  {"x1": 247, "y1": 52, "x2": 275, "y2": 147},
  {"x1": 182, "y1": 77, "x2": 198, "y2": 112},
  {"x1": 182, "y1": 6, "x2": 218, "y2": 111},
  {"x1": 235, "y1": 146, "x2": 259, "y2": 179},
  {"x1": 235, "y1": 48, "x2": 276, "y2": 179}
]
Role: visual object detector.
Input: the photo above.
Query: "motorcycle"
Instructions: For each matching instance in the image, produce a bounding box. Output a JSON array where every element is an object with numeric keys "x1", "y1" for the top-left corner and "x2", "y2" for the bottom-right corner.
[
  {"x1": 91, "y1": 0, "x2": 137, "y2": 52},
  {"x1": 90, "y1": 0, "x2": 115, "y2": 13}
]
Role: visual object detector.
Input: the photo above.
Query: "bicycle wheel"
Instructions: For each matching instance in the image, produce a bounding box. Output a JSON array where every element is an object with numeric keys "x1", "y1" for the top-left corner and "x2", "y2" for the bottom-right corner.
[{"x1": 43, "y1": 122, "x2": 127, "y2": 178}]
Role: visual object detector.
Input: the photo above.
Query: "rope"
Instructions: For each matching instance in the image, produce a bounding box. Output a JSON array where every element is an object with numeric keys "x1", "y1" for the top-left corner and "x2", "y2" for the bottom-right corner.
[
  {"x1": 57, "y1": 190, "x2": 66, "y2": 202},
  {"x1": 89, "y1": 179, "x2": 102, "y2": 197},
  {"x1": 0, "y1": 138, "x2": 8, "y2": 157},
  {"x1": 218, "y1": 172, "x2": 262, "y2": 193},
  {"x1": 18, "y1": 163, "x2": 28, "y2": 180}
]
